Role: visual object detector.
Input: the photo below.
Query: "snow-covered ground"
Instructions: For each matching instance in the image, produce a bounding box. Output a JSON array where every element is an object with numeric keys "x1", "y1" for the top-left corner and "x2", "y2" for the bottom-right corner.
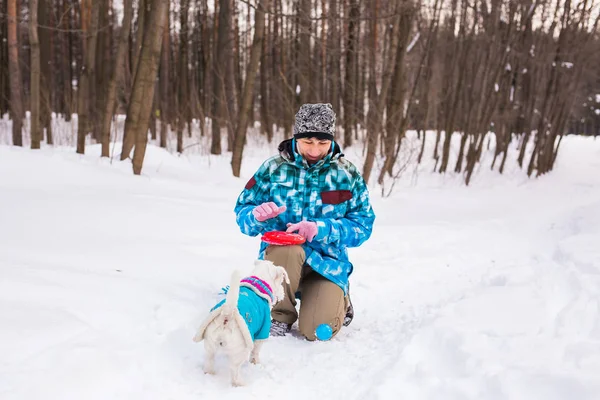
[{"x1": 1, "y1": 126, "x2": 599, "y2": 399}]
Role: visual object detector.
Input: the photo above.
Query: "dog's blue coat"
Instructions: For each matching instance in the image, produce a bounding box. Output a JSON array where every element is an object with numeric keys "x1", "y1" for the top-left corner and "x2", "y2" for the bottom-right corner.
[{"x1": 210, "y1": 287, "x2": 271, "y2": 341}]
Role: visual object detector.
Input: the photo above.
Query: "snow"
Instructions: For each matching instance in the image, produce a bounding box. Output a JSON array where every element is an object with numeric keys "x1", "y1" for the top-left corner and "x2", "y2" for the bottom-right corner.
[{"x1": 1, "y1": 127, "x2": 600, "y2": 399}]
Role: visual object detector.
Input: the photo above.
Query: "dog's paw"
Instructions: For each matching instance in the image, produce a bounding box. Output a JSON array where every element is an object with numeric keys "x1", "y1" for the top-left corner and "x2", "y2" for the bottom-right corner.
[
  {"x1": 250, "y1": 356, "x2": 260, "y2": 365},
  {"x1": 231, "y1": 379, "x2": 245, "y2": 387},
  {"x1": 203, "y1": 366, "x2": 216, "y2": 375}
]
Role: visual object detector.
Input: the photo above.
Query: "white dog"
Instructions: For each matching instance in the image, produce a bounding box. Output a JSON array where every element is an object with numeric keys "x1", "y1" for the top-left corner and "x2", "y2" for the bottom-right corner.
[{"x1": 193, "y1": 259, "x2": 289, "y2": 386}]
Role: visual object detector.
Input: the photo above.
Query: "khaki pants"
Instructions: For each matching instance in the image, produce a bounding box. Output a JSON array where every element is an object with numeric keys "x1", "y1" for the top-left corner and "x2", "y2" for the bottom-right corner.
[{"x1": 265, "y1": 245, "x2": 346, "y2": 341}]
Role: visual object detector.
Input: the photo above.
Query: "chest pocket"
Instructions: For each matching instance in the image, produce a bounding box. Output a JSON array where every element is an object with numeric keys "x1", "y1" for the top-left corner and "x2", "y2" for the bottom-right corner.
[
  {"x1": 320, "y1": 189, "x2": 352, "y2": 218},
  {"x1": 269, "y1": 175, "x2": 297, "y2": 215},
  {"x1": 270, "y1": 175, "x2": 294, "y2": 193}
]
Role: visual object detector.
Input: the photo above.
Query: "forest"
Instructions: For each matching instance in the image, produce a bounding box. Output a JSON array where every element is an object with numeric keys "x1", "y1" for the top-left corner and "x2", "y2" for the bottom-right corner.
[{"x1": 0, "y1": 0, "x2": 598, "y2": 184}]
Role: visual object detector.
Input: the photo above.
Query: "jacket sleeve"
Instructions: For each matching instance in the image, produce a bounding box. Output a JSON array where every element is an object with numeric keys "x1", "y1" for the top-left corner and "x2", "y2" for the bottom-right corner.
[
  {"x1": 234, "y1": 162, "x2": 279, "y2": 237},
  {"x1": 313, "y1": 174, "x2": 375, "y2": 248}
]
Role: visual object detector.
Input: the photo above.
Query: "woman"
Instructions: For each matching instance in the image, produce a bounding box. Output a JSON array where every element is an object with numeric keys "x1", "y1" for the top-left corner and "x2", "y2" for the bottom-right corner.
[{"x1": 234, "y1": 103, "x2": 375, "y2": 341}]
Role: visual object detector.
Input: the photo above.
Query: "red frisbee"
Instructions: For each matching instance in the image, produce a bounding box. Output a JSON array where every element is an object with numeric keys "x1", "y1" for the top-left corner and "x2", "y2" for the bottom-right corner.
[{"x1": 261, "y1": 231, "x2": 306, "y2": 246}]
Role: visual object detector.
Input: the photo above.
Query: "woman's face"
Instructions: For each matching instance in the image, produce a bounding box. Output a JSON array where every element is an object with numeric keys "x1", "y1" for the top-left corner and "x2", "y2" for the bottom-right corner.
[{"x1": 296, "y1": 137, "x2": 332, "y2": 164}]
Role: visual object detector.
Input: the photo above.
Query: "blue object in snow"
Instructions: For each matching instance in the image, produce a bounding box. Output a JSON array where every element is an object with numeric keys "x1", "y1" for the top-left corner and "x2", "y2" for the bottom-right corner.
[{"x1": 315, "y1": 324, "x2": 333, "y2": 341}]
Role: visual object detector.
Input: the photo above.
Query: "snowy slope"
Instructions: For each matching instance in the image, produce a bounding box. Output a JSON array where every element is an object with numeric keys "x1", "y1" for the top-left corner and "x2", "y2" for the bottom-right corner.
[{"x1": 1, "y1": 134, "x2": 599, "y2": 400}]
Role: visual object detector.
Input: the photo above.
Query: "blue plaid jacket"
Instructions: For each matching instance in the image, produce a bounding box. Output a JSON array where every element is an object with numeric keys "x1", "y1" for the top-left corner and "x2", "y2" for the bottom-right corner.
[{"x1": 234, "y1": 139, "x2": 375, "y2": 295}]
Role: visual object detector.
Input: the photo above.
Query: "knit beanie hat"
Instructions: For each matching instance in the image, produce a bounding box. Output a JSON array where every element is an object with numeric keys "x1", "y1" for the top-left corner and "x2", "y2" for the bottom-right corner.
[{"x1": 293, "y1": 103, "x2": 336, "y2": 141}]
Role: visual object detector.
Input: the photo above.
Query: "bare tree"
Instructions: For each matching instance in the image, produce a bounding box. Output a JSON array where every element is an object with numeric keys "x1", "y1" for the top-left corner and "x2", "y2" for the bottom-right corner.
[
  {"x1": 29, "y1": 0, "x2": 41, "y2": 149},
  {"x1": 259, "y1": 12, "x2": 273, "y2": 141},
  {"x1": 327, "y1": 0, "x2": 341, "y2": 120},
  {"x1": 3, "y1": 0, "x2": 598, "y2": 186},
  {"x1": 39, "y1": 0, "x2": 53, "y2": 145},
  {"x1": 93, "y1": 0, "x2": 112, "y2": 142},
  {"x1": 231, "y1": 0, "x2": 269, "y2": 177},
  {"x1": 363, "y1": 2, "x2": 399, "y2": 184},
  {"x1": 0, "y1": 2, "x2": 7, "y2": 117},
  {"x1": 100, "y1": 0, "x2": 133, "y2": 157},
  {"x1": 176, "y1": 0, "x2": 190, "y2": 154},
  {"x1": 58, "y1": 0, "x2": 75, "y2": 121},
  {"x1": 132, "y1": 0, "x2": 146, "y2": 83},
  {"x1": 224, "y1": 0, "x2": 239, "y2": 150},
  {"x1": 378, "y1": 2, "x2": 414, "y2": 184},
  {"x1": 297, "y1": 0, "x2": 311, "y2": 105},
  {"x1": 76, "y1": 0, "x2": 101, "y2": 154},
  {"x1": 7, "y1": 0, "x2": 23, "y2": 146},
  {"x1": 159, "y1": 4, "x2": 171, "y2": 149},
  {"x1": 343, "y1": 0, "x2": 359, "y2": 147},
  {"x1": 127, "y1": 0, "x2": 169, "y2": 174},
  {"x1": 210, "y1": 0, "x2": 232, "y2": 155}
]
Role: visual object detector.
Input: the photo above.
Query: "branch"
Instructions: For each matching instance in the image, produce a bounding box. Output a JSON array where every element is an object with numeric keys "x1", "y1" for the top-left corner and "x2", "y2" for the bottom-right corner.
[{"x1": 238, "y1": 0, "x2": 408, "y2": 22}]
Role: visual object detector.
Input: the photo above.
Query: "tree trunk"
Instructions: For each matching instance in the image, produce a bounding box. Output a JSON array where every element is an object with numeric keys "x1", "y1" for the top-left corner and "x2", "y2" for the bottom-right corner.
[
  {"x1": 364, "y1": 0, "x2": 396, "y2": 183},
  {"x1": 0, "y1": 2, "x2": 7, "y2": 117},
  {"x1": 176, "y1": 0, "x2": 190, "y2": 154},
  {"x1": 438, "y1": 10, "x2": 472, "y2": 173},
  {"x1": 128, "y1": 0, "x2": 168, "y2": 174},
  {"x1": 259, "y1": 15, "x2": 272, "y2": 141},
  {"x1": 318, "y1": 0, "x2": 327, "y2": 101},
  {"x1": 39, "y1": 0, "x2": 53, "y2": 145},
  {"x1": 132, "y1": 0, "x2": 146, "y2": 83},
  {"x1": 7, "y1": 0, "x2": 23, "y2": 146},
  {"x1": 150, "y1": 83, "x2": 158, "y2": 140},
  {"x1": 0, "y1": 1, "x2": 5, "y2": 116},
  {"x1": 297, "y1": 0, "x2": 311, "y2": 105},
  {"x1": 200, "y1": 0, "x2": 211, "y2": 125},
  {"x1": 231, "y1": 0, "x2": 268, "y2": 177},
  {"x1": 30, "y1": 0, "x2": 42, "y2": 149},
  {"x1": 60, "y1": 0, "x2": 73, "y2": 121},
  {"x1": 76, "y1": 0, "x2": 100, "y2": 154},
  {"x1": 355, "y1": 19, "x2": 364, "y2": 132},
  {"x1": 343, "y1": 0, "x2": 359, "y2": 147},
  {"x1": 224, "y1": 0, "x2": 239, "y2": 151},
  {"x1": 363, "y1": 26, "x2": 378, "y2": 184},
  {"x1": 465, "y1": 133, "x2": 485, "y2": 185},
  {"x1": 211, "y1": 0, "x2": 231, "y2": 155},
  {"x1": 100, "y1": 0, "x2": 133, "y2": 157},
  {"x1": 378, "y1": 5, "x2": 413, "y2": 184},
  {"x1": 159, "y1": 5, "x2": 170, "y2": 149},
  {"x1": 327, "y1": 0, "x2": 340, "y2": 127},
  {"x1": 93, "y1": 0, "x2": 111, "y2": 142}
]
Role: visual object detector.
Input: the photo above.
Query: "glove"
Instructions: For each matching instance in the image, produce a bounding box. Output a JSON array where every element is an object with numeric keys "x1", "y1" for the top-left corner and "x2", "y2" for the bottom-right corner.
[
  {"x1": 286, "y1": 221, "x2": 318, "y2": 242},
  {"x1": 252, "y1": 202, "x2": 287, "y2": 222}
]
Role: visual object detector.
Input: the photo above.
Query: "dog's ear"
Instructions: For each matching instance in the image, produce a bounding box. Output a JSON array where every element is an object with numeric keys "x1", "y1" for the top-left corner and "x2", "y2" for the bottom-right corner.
[
  {"x1": 275, "y1": 266, "x2": 290, "y2": 284},
  {"x1": 254, "y1": 259, "x2": 275, "y2": 268}
]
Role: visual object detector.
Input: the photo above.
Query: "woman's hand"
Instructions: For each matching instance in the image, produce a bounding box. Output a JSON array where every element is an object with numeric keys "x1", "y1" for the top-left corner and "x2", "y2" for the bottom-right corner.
[
  {"x1": 252, "y1": 202, "x2": 287, "y2": 222},
  {"x1": 286, "y1": 221, "x2": 318, "y2": 242}
]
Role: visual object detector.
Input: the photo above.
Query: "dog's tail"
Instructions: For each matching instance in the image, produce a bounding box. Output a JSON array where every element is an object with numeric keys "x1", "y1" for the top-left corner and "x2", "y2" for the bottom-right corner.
[
  {"x1": 192, "y1": 270, "x2": 242, "y2": 343},
  {"x1": 220, "y1": 270, "x2": 241, "y2": 320}
]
